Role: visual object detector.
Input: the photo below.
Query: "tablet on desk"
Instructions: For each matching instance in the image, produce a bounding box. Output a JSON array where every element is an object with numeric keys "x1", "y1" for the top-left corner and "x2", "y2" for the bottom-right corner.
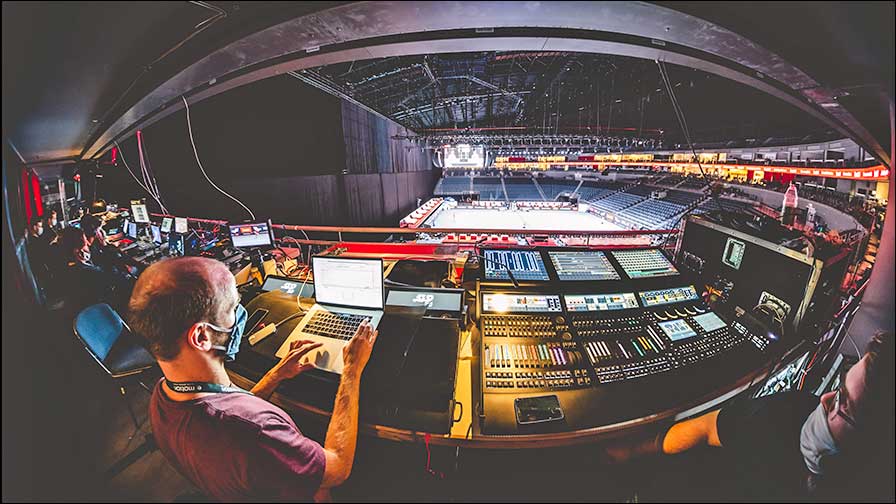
[{"x1": 514, "y1": 395, "x2": 564, "y2": 425}]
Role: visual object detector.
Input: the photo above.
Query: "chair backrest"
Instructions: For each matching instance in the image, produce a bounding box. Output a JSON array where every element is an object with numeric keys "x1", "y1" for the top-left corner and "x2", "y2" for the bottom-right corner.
[{"x1": 74, "y1": 303, "x2": 125, "y2": 361}]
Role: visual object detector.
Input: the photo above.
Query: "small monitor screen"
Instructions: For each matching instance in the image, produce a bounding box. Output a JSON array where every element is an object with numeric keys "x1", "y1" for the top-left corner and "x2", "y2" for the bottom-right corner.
[
  {"x1": 229, "y1": 221, "x2": 273, "y2": 249},
  {"x1": 312, "y1": 257, "x2": 384, "y2": 310},
  {"x1": 481, "y1": 294, "x2": 562, "y2": 313},
  {"x1": 386, "y1": 290, "x2": 463, "y2": 311},
  {"x1": 659, "y1": 319, "x2": 698, "y2": 341},
  {"x1": 549, "y1": 251, "x2": 620, "y2": 281},
  {"x1": 174, "y1": 217, "x2": 189, "y2": 234},
  {"x1": 120, "y1": 218, "x2": 130, "y2": 236},
  {"x1": 261, "y1": 276, "x2": 314, "y2": 297},
  {"x1": 483, "y1": 249, "x2": 550, "y2": 282},
  {"x1": 564, "y1": 293, "x2": 639, "y2": 312},
  {"x1": 150, "y1": 225, "x2": 162, "y2": 244},
  {"x1": 722, "y1": 237, "x2": 746, "y2": 270},
  {"x1": 127, "y1": 222, "x2": 138, "y2": 239},
  {"x1": 160, "y1": 217, "x2": 173, "y2": 233},
  {"x1": 638, "y1": 286, "x2": 699, "y2": 307},
  {"x1": 693, "y1": 312, "x2": 727, "y2": 332},
  {"x1": 131, "y1": 203, "x2": 149, "y2": 223}
]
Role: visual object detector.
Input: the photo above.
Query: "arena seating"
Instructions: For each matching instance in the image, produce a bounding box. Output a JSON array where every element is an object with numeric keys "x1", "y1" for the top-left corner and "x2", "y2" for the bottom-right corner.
[
  {"x1": 537, "y1": 179, "x2": 579, "y2": 200},
  {"x1": 661, "y1": 189, "x2": 704, "y2": 207},
  {"x1": 434, "y1": 177, "x2": 472, "y2": 195},
  {"x1": 655, "y1": 174, "x2": 684, "y2": 187},
  {"x1": 617, "y1": 198, "x2": 686, "y2": 229},
  {"x1": 589, "y1": 192, "x2": 645, "y2": 213},
  {"x1": 679, "y1": 177, "x2": 709, "y2": 190},
  {"x1": 576, "y1": 185, "x2": 614, "y2": 201},
  {"x1": 695, "y1": 197, "x2": 761, "y2": 216},
  {"x1": 471, "y1": 178, "x2": 506, "y2": 201},
  {"x1": 624, "y1": 185, "x2": 655, "y2": 197},
  {"x1": 430, "y1": 174, "x2": 766, "y2": 232},
  {"x1": 503, "y1": 178, "x2": 542, "y2": 200}
]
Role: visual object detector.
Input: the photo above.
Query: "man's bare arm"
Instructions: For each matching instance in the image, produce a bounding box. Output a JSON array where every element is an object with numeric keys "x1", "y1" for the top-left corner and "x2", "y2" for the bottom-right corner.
[{"x1": 319, "y1": 321, "x2": 377, "y2": 488}]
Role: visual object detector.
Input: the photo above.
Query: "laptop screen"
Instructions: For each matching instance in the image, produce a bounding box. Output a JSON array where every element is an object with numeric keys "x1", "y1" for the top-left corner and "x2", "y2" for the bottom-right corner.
[{"x1": 312, "y1": 257, "x2": 384, "y2": 310}]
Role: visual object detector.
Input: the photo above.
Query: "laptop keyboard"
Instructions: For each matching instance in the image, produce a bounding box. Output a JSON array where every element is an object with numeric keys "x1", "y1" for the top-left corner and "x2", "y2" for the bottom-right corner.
[{"x1": 303, "y1": 311, "x2": 368, "y2": 341}]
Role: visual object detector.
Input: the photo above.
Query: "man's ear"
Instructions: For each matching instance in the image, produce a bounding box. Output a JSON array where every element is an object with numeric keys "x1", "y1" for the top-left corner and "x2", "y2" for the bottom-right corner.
[{"x1": 185, "y1": 323, "x2": 214, "y2": 351}]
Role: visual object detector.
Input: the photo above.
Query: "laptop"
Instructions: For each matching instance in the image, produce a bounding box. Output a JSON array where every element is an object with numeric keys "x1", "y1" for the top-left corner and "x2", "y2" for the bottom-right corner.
[{"x1": 276, "y1": 256, "x2": 385, "y2": 374}]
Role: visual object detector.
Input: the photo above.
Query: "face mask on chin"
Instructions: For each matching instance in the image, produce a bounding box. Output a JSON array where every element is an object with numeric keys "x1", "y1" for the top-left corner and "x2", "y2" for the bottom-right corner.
[{"x1": 800, "y1": 402, "x2": 840, "y2": 475}]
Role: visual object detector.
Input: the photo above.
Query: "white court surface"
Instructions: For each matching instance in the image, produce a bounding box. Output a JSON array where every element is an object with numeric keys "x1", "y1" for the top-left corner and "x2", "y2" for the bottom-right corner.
[{"x1": 425, "y1": 207, "x2": 625, "y2": 231}]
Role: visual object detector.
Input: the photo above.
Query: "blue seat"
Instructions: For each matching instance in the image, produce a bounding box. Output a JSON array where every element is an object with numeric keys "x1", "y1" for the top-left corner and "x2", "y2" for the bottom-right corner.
[{"x1": 74, "y1": 303, "x2": 156, "y2": 378}]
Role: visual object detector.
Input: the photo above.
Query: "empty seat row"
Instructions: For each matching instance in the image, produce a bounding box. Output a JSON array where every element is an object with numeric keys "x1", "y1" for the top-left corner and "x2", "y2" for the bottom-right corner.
[
  {"x1": 590, "y1": 192, "x2": 645, "y2": 212},
  {"x1": 618, "y1": 199, "x2": 686, "y2": 228},
  {"x1": 624, "y1": 185, "x2": 655, "y2": 197},
  {"x1": 503, "y1": 180, "x2": 542, "y2": 200},
  {"x1": 435, "y1": 177, "x2": 472, "y2": 194},
  {"x1": 661, "y1": 189, "x2": 703, "y2": 207},
  {"x1": 471, "y1": 179, "x2": 506, "y2": 201},
  {"x1": 537, "y1": 180, "x2": 579, "y2": 200}
]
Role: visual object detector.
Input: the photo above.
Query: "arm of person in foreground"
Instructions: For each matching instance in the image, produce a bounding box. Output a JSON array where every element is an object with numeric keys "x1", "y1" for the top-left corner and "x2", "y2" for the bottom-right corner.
[{"x1": 320, "y1": 321, "x2": 378, "y2": 488}]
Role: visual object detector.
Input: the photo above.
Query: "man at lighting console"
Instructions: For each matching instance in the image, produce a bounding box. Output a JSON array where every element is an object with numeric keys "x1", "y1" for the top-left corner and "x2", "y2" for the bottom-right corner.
[
  {"x1": 129, "y1": 257, "x2": 377, "y2": 501},
  {"x1": 612, "y1": 330, "x2": 894, "y2": 500}
]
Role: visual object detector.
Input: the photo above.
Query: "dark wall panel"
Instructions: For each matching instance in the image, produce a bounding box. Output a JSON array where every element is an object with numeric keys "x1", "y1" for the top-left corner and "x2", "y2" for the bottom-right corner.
[
  {"x1": 97, "y1": 77, "x2": 437, "y2": 227},
  {"x1": 220, "y1": 175, "x2": 343, "y2": 225},
  {"x1": 381, "y1": 173, "x2": 399, "y2": 219},
  {"x1": 343, "y1": 173, "x2": 384, "y2": 226},
  {"x1": 341, "y1": 101, "x2": 430, "y2": 174}
]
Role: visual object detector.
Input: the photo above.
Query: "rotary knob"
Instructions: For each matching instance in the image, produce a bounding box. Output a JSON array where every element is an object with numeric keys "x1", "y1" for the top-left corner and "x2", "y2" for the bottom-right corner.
[
  {"x1": 554, "y1": 315, "x2": 566, "y2": 325},
  {"x1": 559, "y1": 331, "x2": 573, "y2": 341}
]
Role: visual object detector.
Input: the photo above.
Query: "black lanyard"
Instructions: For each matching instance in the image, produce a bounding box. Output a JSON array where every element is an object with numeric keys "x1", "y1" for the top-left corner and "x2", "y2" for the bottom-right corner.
[{"x1": 165, "y1": 380, "x2": 252, "y2": 395}]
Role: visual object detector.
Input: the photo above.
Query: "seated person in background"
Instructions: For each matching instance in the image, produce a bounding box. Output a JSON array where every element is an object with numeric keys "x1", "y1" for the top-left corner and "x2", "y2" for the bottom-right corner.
[
  {"x1": 43, "y1": 210, "x2": 61, "y2": 244},
  {"x1": 79, "y1": 213, "x2": 137, "y2": 277},
  {"x1": 129, "y1": 257, "x2": 377, "y2": 501},
  {"x1": 57, "y1": 227, "x2": 132, "y2": 313},
  {"x1": 611, "y1": 330, "x2": 894, "y2": 500},
  {"x1": 26, "y1": 218, "x2": 51, "y2": 284}
]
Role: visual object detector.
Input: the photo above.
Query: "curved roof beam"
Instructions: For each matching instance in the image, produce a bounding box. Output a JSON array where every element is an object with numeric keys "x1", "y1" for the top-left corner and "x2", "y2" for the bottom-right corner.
[{"x1": 82, "y1": 1, "x2": 889, "y2": 166}]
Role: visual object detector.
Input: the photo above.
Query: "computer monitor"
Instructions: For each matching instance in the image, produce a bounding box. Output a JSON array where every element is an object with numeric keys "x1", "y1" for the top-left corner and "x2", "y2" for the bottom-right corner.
[
  {"x1": 174, "y1": 217, "x2": 189, "y2": 234},
  {"x1": 228, "y1": 220, "x2": 274, "y2": 249},
  {"x1": 150, "y1": 225, "x2": 162, "y2": 244},
  {"x1": 160, "y1": 217, "x2": 173, "y2": 233},
  {"x1": 312, "y1": 256, "x2": 384, "y2": 310},
  {"x1": 168, "y1": 233, "x2": 184, "y2": 256},
  {"x1": 127, "y1": 222, "x2": 138, "y2": 239},
  {"x1": 131, "y1": 203, "x2": 149, "y2": 223}
]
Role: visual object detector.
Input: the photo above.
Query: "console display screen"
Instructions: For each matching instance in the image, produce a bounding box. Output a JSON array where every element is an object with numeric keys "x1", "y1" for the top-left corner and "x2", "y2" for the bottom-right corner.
[
  {"x1": 659, "y1": 319, "x2": 698, "y2": 341},
  {"x1": 549, "y1": 251, "x2": 620, "y2": 281},
  {"x1": 693, "y1": 312, "x2": 727, "y2": 332}
]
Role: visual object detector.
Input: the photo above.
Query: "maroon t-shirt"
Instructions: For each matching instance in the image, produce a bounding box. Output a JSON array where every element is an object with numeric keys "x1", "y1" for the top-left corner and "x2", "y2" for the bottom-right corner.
[{"x1": 149, "y1": 379, "x2": 326, "y2": 502}]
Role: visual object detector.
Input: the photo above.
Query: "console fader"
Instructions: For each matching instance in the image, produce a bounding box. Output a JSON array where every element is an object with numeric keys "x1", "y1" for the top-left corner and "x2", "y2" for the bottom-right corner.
[{"x1": 480, "y1": 294, "x2": 592, "y2": 392}]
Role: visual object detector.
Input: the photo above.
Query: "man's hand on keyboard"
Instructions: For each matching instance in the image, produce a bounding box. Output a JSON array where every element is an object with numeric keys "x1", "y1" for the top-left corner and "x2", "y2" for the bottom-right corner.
[
  {"x1": 342, "y1": 319, "x2": 378, "y2": 378},
  {"x1": 271, "y1": 339, "x2": 324, "y2": 381}
]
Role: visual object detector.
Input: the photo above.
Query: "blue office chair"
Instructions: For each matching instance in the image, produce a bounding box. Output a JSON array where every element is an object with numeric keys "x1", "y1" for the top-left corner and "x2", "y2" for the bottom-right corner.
[{"x1": 73, "y1": 303, "x2": 157, "y2": 433}]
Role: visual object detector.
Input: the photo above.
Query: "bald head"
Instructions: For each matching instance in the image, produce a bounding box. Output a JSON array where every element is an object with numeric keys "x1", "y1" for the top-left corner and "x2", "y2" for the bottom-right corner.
[{"x1": 128, "y1": 257, "x2": 238, "y2": 361}]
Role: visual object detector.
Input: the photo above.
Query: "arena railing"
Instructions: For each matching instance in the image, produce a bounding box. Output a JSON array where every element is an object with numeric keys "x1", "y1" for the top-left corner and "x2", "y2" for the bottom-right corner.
[{"x1": 150, "y1": 213, "x2": 680, "y2": 252}]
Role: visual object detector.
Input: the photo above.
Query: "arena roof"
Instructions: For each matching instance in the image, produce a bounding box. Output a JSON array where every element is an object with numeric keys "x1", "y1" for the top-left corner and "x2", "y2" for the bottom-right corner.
[{"x1": 3, "y1": 2, "x2": 893, "y2": 166}]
